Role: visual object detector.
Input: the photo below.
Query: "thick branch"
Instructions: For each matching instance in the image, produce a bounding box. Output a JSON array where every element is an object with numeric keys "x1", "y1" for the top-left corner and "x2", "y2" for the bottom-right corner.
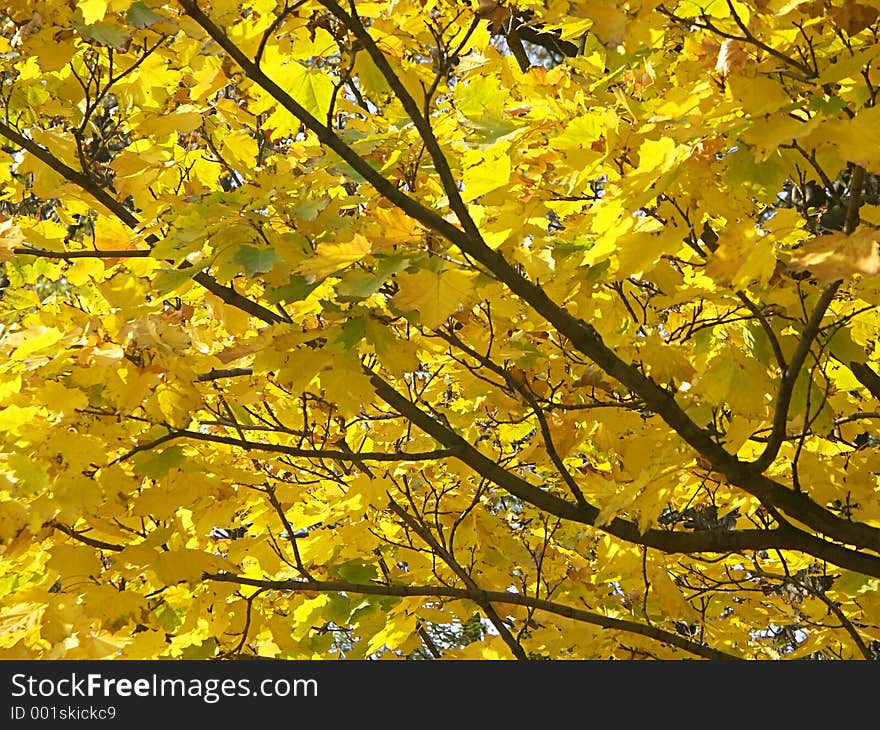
[
  {"x1": 751, "y1": 165, "x2": 866, "y2": 472},
  {"x1": 368, "y1": 372, "x2": 880, "y2": 576},
  {"x1": 195, "y1": 367, "x2": 255, "y2": 382},
  {"x1": 13, "y1": 246, "x2": 150, "y2": 259},
  {"x1": 850, "y1": 361, "x2": 880, "y2": 400},
  {"x1": 178, "y1": 0, "x2": 474, "y2": 254},
  {"x1": 844, "y1": 165, "x2": 866, "y2": 235},
  {"x1": 318, "y1": 0, "x2": 486, "y2": 244}
]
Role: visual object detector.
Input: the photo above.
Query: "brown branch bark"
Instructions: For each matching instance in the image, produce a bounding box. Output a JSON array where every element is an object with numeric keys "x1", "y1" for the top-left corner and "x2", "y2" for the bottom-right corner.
[
  {"x1": 753, "y1": 166, "x2": 867, "y2": 472},
  {"x1": 750, "y1": 281, "x2": 841, "y2": 473},
  {"x1": 316, "y1": 0, "x2": 487, "y2": 244},
  {"x1": 368, "y1": 371, "x2": 880, "y2": 576},
  {"x1": 49, "y1": 521, "x2": 125, "y2": 551},
  {"x1": 850, "y1": 361, "x2": 880, "y2": 400},
  {"x1": 195, "y1": 367, "x2": 255, "y2": 382},
  {"x1": 13, "y1": 247, "x2": 150, "y2": 259}
]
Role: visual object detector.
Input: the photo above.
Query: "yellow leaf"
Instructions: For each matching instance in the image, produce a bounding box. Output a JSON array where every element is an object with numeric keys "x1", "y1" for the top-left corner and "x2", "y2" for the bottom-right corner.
[
  {"x1": 0, "y1": 603, "x2": 44, "y2": 648},
  {"x1": 0, "y1": 215, "x2": 24, "y2": 261},
  {"x1": 18, "y1": 219, "x2": 68, "y2": 253},
  {"x1": 334, "y1": 474, "x2": 393, "y2": 519},
  {"x1": 462, "y1": 143, "x2": 512, "y2": 202},
  {"x1": 65, "y1": 258, "x2": 105, "y2": 286},
  {"x1": 650, "y1": 567, "x2": 696, "y2": 620},
  {"x1": 364, "y1": 317, "x2": 420, "y2": 374},
  {"x1": 817, "y1": 107, "x2": 880, "y2": 169},
  {"x1": 261, "y1": 44, "x2": 335, "y2": 122},
  {"x1": 36, "y1": 382, "x2": 89, "y2": 415},
  {"x1": 132, "y1": 110, "x2": 204, "y2": 137},
  {"x1": 694, "y1": 349, "x2": 772, "y2": 417},
  {"x1": 297, "y1": 235, "x2": 372, "y2": 279},
  {"x1": 394, "y1": 268, "x2": 478, "y2": 329},
  {"x1": 78, "y1": 0, "x2": 109, "y2": 25},
  {"x1": 727, "y1": 75, "x2": 791, "y2": 116},
  {"x1": 153, "y1": 550, "x2": 233, "y2": 585},
  {"x1": 10, "y1": 326, "x2": 65, "y2": 361},
  {"x1": 366, "y1": 610, "x2": 417, "y2": 654},
  {"x1": 274, "y1": 349, "x2": 331, "y2": 392},
  {"x1": 0, "y1": 500, "x2": 29, "y2": 542},
  {"x1": 616, "y1": 225, "x2": 684, "y2": 278},
  {"x1": 323, "y1": 354, "x2": 379, "y2": 416},
  {"x1": 125, "y1": 628, "x2": 168, "y2": 659},
  {"x1": 48, "y1": 544, "x2": 103, "y2": 580},
  {"x1": 595, "y1": 471, "x2": 649, "y2": 527},
  {"x1": 153, "y1": 382, "x2": 201, "y2": 428},
  {"x1": 291, "y1": 595, "x2": 330, "y2": 640},
  {"x1": 706, "y1": 224, "x2": 776, "y2": 288},
  {"x1": 370, "y1": 207, "x2": 422, "y2": 245},
  {"x1": 790, "y1": 229, "x2": 880, "y2": 282},
  {"x1": 0, "y1": 406, "x2": 41, "y2": 435}
]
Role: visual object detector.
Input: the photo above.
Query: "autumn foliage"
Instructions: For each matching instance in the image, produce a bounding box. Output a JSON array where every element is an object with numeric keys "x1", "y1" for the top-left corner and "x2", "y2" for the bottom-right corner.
[{"x1": 2, "y1": 0, "x2": 880, "y2": 660}]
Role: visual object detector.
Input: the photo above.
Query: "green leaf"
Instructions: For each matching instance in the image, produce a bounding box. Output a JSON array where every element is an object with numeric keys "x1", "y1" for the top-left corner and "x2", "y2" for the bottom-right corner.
[
  {"x1": 131, "y1": 445, "x2": 186, "y2": 479},
  {"x1": 586, "y1": 259, "x2": 611, "y2": 283},
  {"x1": 829, "y1": 328, "x2": 863, "y2": 364},
  {"x1": 233, "y1": 245, "x2": 279, "y2": 276},
  {"x1": 264, "y1": 274, "x2": 319, "y2": 304},
  {"x1": 154, "y1": 267, "x2": 198, "y2": 297},
  {"x1": 179, "y1": 637, "x2": 218, "y2": 659},
  {"x1": 725, "y1": 145, "x2": 786, "y2": 197},
  {"x1": 332, "y1": 560, "x2": 377, "y2": 583},
  {"x1": 336, "y1": 253, "x2": 409, "y2": 301},
  {"x1": 329, "y1": 317, "x2": 366, "y2": 350},
  {"x1": 154, "y1": 601, "x2": 184, "y2": 632},
  {"x1": 293, "y1": 70, "x2": 335, "y2": 119},
  {"x1": 127, "y1": 1, "x2": 164, "y2": 28},
  {"x1": 74, "y1": 21, "x2": 131, "y2": 49},
  {"x1": 743, "y1": 324, "x2": 771, "y2": 366}
]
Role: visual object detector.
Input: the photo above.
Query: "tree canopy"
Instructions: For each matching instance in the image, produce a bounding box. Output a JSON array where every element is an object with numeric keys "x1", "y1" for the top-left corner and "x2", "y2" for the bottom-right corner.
[{"x1": 1, "y1": 0, "x2": 880, "y2": 660}]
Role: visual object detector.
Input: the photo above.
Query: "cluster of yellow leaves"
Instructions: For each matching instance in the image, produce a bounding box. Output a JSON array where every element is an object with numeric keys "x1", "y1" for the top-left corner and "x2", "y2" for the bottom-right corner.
[{"x1": 0, "y1": 0, "x2": 878, "y2": 661}]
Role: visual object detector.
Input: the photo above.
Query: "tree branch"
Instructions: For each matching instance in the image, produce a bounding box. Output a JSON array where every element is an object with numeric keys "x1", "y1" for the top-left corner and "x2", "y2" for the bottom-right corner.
[
  {"x1": 12, "y1": 246, "x2": 150, "y2": 259},
  {"x1": 368, "y1": 371, "x2": 880, "y2": 576},
  {"x1": 751, "y1": 164, "x2": 867, "y2": 473},
  {"x1": 750, "y1": 281, "x2": 841, "y2": 473},
  {"x1": 204, "y1": 572, "x2": 741, "y2": 660},
  {"x1": 110, "y1": 427, "x2": 457, "y2": 466},
  {"x1": 49, "y1": 521, "x2": 124, "y2": 551},
  {"x1": 0, "y1": 119, "x2": 283, "y2": 326},
  {"x1": 388, "y1": 498, "x2": 529, "y2": 660},
  {"x1": 318, "y1": 0, "x2": 486, "y2": 244}
]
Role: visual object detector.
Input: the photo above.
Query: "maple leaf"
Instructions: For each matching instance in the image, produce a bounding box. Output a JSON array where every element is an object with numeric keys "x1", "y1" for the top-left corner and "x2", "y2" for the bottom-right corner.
[{"x1": 790, "y1": 229, "x2": 880, "y2": 281}]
